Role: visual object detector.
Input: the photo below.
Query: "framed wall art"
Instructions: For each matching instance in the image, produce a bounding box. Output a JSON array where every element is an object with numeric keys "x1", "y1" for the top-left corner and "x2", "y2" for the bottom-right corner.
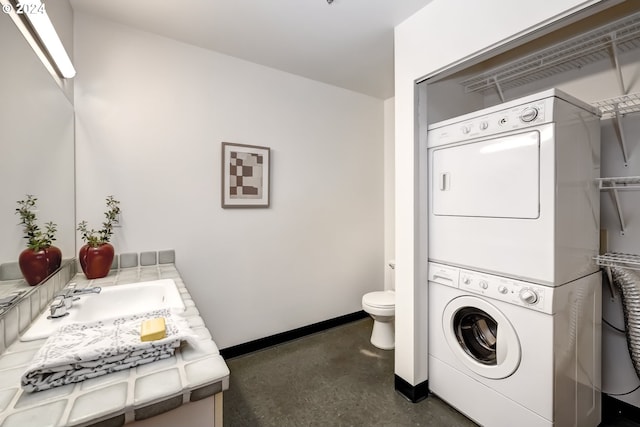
[{"x1": 221, "y1": 142, "x2": 271, "y2": 208}]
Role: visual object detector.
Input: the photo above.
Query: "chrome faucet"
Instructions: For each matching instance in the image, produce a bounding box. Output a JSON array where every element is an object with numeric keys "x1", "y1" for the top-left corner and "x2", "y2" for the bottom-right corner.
[{"x1": 48, "y1": 284, "x2": 101, "y2": 319}]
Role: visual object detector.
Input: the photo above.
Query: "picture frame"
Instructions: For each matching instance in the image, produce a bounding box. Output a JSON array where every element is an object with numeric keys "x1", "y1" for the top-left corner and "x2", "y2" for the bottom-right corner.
[{"x1": 221, "y1": 142, "x2": 271, "y2": 208}]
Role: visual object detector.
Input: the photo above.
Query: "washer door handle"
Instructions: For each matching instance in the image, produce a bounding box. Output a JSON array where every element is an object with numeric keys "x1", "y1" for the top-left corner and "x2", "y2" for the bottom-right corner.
[{"x1": 496, "y1": 326, "x2": 508, "y2": 364}]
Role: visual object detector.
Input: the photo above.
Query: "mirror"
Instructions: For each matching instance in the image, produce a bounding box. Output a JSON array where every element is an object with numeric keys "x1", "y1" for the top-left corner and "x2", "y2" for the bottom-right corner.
[{"x1": 0, "y1": 12, "x2": 75, "y2": 305}]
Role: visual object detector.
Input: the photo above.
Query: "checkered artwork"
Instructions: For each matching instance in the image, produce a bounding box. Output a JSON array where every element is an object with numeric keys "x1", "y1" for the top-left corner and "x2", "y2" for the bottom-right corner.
[
  {"x1": 229, "y1": 151, "x2": 263, "y2": 199},
  {"x1": 222, "y1": 142, "x2": 270, "y2": 208}
]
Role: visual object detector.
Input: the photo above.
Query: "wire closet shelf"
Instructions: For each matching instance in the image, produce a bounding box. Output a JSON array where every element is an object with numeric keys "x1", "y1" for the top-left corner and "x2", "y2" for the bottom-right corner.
[
  {"x1": 595, "y1": 252, "x2": 640, "y2": 272},
  {"x1": 460, "y1": 11, "x2": 640, "y2": 95},
  {"x1": 598, "y1": 176, "x2": 640, "y2": 190},
  {"x1": 593, "y1": 92, "x2": 640, "y2": 118}
]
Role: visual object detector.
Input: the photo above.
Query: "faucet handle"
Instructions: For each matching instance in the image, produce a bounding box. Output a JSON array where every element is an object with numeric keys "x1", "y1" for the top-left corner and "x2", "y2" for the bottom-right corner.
[
  {"x1": 55, "y1": 288, "x2": 77, "y2": 300},
  {"x1": 56, "y1": 286, "x2": 101, "y2": 298},
  {"x1": 48, "y1": 296, "x2": 69, "y2": 319},
  {"x1": 53, "y1": 286, "x2": 102, "y2": 313},
  {"x1": 80, "y1": 286, "x2": 102, "y2": 295}
]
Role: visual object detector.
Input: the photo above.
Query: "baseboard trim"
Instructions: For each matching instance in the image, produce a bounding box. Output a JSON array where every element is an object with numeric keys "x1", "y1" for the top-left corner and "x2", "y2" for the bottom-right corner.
[
  {"x1": 395, "y1": 375, "x2": 429, "y2": 403},
  {"x1": 220, "y1": 310, "x2": 368, "y2": 359},
  {"x1": 602, "y1": 393, "x2": 640, "y2": 424}
]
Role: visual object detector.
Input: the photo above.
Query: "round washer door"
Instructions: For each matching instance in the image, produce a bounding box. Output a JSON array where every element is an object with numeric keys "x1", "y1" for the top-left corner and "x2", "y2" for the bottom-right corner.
[{"x1": 442, "y1": 295, "x2": 521, "y2": 379}]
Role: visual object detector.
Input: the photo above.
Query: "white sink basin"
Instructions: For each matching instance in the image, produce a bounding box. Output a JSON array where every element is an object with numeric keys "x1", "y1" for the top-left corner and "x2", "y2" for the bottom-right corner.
[{"x1": 21, "y1": 279, "x2": 185, "y2": 342}]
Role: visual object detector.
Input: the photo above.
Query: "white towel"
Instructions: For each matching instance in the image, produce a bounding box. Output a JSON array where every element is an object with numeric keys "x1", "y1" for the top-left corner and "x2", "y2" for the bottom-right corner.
[{"x1": 22, "y1": 308, "x2": 195, "y2": 392}]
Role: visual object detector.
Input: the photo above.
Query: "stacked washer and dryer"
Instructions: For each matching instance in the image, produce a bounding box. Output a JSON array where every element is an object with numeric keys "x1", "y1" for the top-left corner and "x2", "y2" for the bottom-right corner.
[{"x1": 426, "y1": 89, "x2": 603, "y2": 427}]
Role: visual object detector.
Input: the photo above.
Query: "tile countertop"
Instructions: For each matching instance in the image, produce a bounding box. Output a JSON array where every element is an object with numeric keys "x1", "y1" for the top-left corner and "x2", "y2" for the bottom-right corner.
[{"x1": 0, "y1": 264, "x2": 230, "y2": 427}]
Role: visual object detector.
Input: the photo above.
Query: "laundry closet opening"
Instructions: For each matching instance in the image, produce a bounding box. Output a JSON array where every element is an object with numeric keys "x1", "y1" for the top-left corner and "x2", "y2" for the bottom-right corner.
[{"x1": 418, "y1": 0, "x2": 640, "y2": 424}]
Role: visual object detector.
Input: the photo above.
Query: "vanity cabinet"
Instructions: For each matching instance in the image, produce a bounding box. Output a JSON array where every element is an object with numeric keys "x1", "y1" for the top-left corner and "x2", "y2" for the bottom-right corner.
[{"x1": 0, "y1": 260, "x2": 229, "y2": 427}]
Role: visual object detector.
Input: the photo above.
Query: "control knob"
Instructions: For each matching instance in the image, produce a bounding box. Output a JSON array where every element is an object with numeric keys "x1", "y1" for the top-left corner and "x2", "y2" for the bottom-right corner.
[
  {"x1": 479, "y1": 280, "x2": 488, "y2": 290},
  {"x1": 498, "y1": 285, "x2": 508, "y2": 294},
  {"x1": 463, "y1": 277, "x2": 471, "y2": 285},
  {"x1": 519, "y1": 288, "x2": 539, "y2": 304},
  {"x1": 480, "y1": 121, "x2": 489, "y2": 130},
  {"x1": 461, "y1": 125, "x2": 471, "y2": 134},
  {"x1": 520, "y1": 107, "x2": 538, "y2": 122}
]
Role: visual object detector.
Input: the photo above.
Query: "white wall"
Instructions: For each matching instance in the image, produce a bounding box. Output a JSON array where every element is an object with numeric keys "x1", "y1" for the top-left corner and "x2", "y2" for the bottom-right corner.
[
  {"x1": 73, "y1": 13, "x2": 385, "y2": 349},
  {"x1": 393, "y1": 0, "x2": 607, "y2": 387},
  {"x1": 384, "y1": 97, "x2": 395, "y2": 290}
]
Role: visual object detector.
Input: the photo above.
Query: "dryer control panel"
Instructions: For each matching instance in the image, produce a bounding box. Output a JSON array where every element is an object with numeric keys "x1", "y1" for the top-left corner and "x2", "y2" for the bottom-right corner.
[
  {"x1": 458, "y1": 268, "x2": 552, "y2": 314},
  {"x1": 427, "y1": 99, "x2": 550, "y2": 148}
]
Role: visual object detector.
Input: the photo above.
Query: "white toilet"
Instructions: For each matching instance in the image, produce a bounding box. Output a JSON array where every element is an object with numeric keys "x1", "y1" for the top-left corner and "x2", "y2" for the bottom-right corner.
[{"x1": 362, "y1": 261, "x2": 395, "y2": 350}]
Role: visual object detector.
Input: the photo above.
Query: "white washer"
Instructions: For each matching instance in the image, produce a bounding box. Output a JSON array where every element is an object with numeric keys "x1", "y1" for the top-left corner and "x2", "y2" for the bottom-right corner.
[
  {"x1": 428, "y1": 262, "x2": 602, "y2": 427},
  {"x1": 427, "y1": 89, "x2": 601, "y2": 286}
]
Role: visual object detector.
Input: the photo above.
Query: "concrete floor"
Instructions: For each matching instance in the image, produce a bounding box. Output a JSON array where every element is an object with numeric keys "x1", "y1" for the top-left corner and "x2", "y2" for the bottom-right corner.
[
  {"x1": 223, "y1": 318, "x2": 474, "y2": 427},
  {"x1": 223, "y1": 318, "x2": 639, "y2": 427}
]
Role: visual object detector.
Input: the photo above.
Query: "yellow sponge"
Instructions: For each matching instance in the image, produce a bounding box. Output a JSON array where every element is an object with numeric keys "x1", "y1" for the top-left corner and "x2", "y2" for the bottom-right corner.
[{"x1": 140, "y1": 317, "x2": 166, "y2": 342}]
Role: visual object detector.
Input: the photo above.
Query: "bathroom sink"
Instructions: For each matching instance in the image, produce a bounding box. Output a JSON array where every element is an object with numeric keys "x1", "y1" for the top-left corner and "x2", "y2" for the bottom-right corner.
[{"x1": 21, "y1": 279, "x2": 185, "y2": 342}]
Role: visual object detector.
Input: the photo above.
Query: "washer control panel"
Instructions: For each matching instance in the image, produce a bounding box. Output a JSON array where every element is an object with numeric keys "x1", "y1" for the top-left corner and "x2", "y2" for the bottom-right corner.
[
  {"x1": 458, "y1": 268, "x2": 552, "y2": 314},
  {"x1": 428, "y1": 263, "x2": 460, "y2": 288}
]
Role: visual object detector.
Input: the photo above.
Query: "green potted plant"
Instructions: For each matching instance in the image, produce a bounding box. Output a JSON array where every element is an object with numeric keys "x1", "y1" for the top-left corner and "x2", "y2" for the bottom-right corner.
[
  {"x1": 15, "y1": 195, "x2": 61, "y2": 286},
  {"x1": 77, "y1": 195, "x2": 121, "y2": 279}
]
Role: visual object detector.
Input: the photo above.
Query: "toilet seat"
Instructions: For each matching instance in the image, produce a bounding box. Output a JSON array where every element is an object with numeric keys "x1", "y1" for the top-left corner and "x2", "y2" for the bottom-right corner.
[{"x1": 363, "y1": 291, "x2": 395, "y2": 309}]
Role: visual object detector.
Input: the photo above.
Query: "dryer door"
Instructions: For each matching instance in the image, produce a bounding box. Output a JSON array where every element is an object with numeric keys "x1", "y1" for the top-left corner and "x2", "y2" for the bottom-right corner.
[
  {"x1": 442, "y1": 296, "x2": 521, "y2": 379},
  {"x1": 431, "y1": 130, "x2": 540, "y2": 219}
]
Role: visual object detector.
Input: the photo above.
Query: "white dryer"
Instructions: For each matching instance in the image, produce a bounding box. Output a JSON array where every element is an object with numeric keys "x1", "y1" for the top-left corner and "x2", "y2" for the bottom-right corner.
[
  {"x1": 427, "y1": 89, "x2": 601, "y2": 286},
  {"x1": 428, "y1": 262, "x2": 602, "y2": 427}
]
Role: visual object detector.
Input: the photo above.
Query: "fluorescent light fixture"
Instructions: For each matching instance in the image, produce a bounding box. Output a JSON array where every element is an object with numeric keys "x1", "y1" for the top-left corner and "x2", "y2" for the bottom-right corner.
[{"x1": 18, "y1": 0, "x2": 76, "y2": 78}]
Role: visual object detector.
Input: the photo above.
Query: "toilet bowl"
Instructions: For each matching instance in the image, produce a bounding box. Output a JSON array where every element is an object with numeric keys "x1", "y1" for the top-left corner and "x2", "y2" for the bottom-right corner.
[{"x1": 362, "y1": 290, "x2": 395, "y2": 350}]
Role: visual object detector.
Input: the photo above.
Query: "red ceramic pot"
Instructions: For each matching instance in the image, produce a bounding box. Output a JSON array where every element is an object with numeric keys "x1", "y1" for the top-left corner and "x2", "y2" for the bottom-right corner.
[
  {"x1": 79, "y1": 243, "x2": 114, "y2": 279},
  {"x1": 46, "y1": 245, "x2": 62, "y2": 275},
  {"x1": 18, "y1": 245, "x2": 61, "y2": 286}
]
